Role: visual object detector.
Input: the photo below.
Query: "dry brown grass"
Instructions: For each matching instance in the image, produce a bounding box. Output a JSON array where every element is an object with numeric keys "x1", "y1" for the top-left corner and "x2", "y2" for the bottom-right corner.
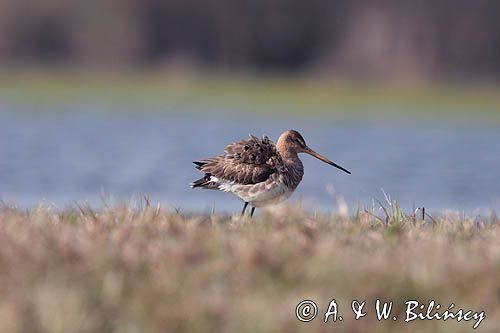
[{"x1": 0, "y1": 203, "x2": 498, "y2": 333}]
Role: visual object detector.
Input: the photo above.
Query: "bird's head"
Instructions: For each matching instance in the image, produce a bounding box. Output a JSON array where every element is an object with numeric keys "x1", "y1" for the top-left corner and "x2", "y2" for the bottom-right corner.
[{"x1": 277, "y1": 130, "x2": 351, "y2": 174}]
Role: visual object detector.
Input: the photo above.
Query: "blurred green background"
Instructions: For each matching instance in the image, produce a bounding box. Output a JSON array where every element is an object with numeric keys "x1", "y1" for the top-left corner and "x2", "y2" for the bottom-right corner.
[{"x1": 0, "y1": 0, "x2": 499, "y2": 117}]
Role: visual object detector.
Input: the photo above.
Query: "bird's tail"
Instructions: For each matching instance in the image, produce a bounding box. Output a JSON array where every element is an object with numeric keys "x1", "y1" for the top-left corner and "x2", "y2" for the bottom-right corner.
[
  {"x1": 191, "y1": 174, "x2": 210, "y2": 188},
  {"x1": 191, "y1": 161, "x2": 219, "y2": 189}
]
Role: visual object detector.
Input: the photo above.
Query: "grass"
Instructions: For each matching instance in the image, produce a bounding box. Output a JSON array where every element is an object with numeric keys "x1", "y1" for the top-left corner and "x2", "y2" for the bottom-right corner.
[
  {"x1": 1, "y1": 69, "x2": 500, "y2": 120},
  {"x1": 0, "y1": 201, "x2": 498, "y2": 332}
]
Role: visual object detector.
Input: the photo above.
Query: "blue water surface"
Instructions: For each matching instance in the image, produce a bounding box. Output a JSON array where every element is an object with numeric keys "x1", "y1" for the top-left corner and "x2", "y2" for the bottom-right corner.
[{"x1": 1, "y1": 104, "x2": 499, "y2": 214}]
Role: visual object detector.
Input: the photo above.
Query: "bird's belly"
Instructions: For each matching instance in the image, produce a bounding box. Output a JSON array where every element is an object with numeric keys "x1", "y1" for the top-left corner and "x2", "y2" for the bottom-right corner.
[{"x1": 229, "y1": 180, "x2": 293, "y2": 207}]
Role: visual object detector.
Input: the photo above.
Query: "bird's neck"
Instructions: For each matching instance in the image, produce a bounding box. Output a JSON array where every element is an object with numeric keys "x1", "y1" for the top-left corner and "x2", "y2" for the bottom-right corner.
[{"x1": 277, "y1": 148, "x2": 304, "y2": 190}]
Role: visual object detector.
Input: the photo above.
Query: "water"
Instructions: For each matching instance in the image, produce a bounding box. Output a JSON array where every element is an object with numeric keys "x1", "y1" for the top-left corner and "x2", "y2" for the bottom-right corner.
[{"x1": 1, "y1": 105, "x2": 499, "y2": 214}]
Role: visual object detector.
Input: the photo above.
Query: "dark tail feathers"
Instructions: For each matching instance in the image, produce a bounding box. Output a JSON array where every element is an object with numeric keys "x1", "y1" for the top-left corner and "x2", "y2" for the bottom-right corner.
[
  {"x1": 191, "y1": 161, "x2": 218, "y2": 189},
  {"x1": 191, "y1": 174, "x2": 211, "y2": 189},
  {"x1": 193, "y1": 161, "x2": 206, "y2": 170}
]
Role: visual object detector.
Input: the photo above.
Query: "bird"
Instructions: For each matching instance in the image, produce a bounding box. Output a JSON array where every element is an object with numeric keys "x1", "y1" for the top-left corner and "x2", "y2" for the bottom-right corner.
[{"x1": 191, "y1": 130, "x2": 350, "y2": 217}]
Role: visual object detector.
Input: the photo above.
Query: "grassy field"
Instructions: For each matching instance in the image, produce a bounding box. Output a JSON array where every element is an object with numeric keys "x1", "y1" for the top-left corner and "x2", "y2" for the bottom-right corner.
[
  {"x1": 0, "y1": 202, "x2": 498, "y2": 332},
  {"x1": 1, "y1": 70, "x2": 500, "y2": 120}
]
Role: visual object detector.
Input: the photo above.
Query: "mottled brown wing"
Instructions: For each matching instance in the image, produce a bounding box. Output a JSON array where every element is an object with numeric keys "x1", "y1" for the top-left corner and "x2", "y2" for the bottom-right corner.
[
  {"x1": 198, "y1": 157, "x2": 274, "y2": 184},
  {"x1": 224, "y1": 135, "x2": 276, "y2": 164},
  {"x1": 198, "y1": 135, "x2": 281, "y2": 185}
]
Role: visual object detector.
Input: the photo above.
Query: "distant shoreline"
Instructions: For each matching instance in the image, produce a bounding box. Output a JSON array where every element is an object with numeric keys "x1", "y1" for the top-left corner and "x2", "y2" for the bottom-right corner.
[{"x1": 0, "y1": 70, "x2": 499, "y2": 121}]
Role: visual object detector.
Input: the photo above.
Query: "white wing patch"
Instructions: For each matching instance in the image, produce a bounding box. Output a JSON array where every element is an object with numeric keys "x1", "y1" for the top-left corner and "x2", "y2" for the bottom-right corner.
[{"x1": 211, "y1": 176, "x2": 235, "y2": 192}]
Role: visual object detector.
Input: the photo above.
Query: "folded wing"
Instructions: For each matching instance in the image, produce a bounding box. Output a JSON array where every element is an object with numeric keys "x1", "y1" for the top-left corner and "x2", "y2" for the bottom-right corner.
[{"x1": 192, "y1": 135, "x2": 282, "y2": 188}]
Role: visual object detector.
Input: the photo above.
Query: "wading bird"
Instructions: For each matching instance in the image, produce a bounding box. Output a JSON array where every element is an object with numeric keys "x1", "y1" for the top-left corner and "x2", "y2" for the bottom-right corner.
[{"x1": 191, "y1": 130, "x2": 350, "y2": 217}]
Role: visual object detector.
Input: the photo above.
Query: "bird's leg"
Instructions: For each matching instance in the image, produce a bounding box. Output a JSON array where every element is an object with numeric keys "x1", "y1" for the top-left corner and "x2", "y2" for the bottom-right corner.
[
  {"x1": 250, "y1": 207, "x2": 256, "y2": 217},
  {"x1": 241, "y1": 202, "x2": 249, "y2": 216}
]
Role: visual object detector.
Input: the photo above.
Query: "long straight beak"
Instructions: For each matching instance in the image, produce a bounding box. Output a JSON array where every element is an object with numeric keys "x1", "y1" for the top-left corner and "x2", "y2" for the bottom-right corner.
[{"x1": 304, "y1": 147, "x2": 351, "y2": 174}]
